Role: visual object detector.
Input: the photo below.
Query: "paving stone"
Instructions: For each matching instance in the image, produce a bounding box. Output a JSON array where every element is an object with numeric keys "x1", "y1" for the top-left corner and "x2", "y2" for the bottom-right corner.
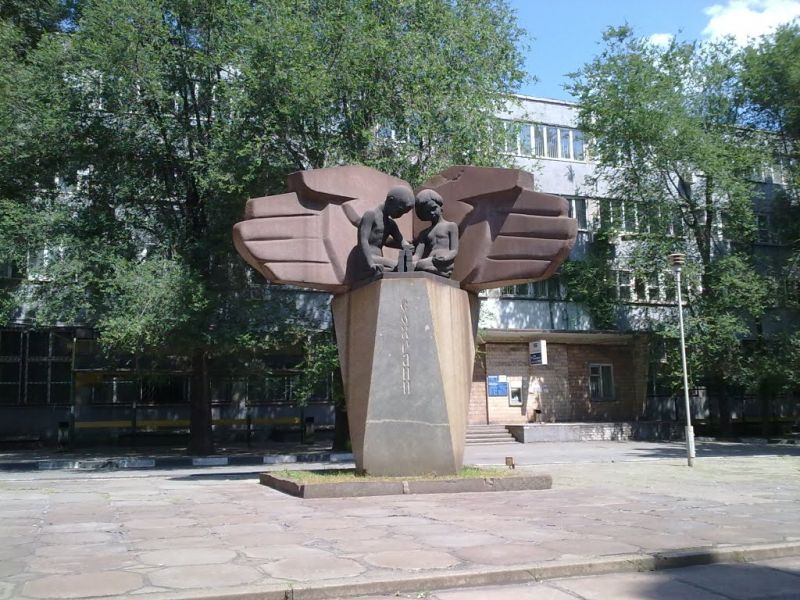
[
  {"x1": 41, "y1": 521, "x2": 119, "y2": 534},
  {"x1": 0, "y1": 543, "x2": 35, "y2": 560},
  {"x1": 552, "y1": 571, "x2": 729, "y2": 600},
  {"x1": 263, "y1": 555, "x2": 366, "y2": 580},
  {"x1": 138, "y1": 547, "x2": 238, "y2": 566},
  {"x1": 123, "y1": 517, "x2": 197, "y2": 530},
  {"x1": 362, "y1": 549, "x2": 459, "y2": 570},
  {"x1": 122, "y1": 526, "x2": 211, "y2": 541},
  {"x1": 537, "y1": 538, "x2": 641, "y2": 556},
  {"x1": 148, "y1": 564, "x2": 263, "y2": 589},
  {"x1": 417, "y1": 532, "x2": 506, "y2": 549},
  {"x1": 333, "y1": 536, "x2": 424, "y2": 554},
  {"x1": 34, "y1": 543, "x2": 129, "y2": 558},
  {"x1": 455, "y1": 543, "x2": 559, "y2": 565},
  {"x1": 241, "y1": 545, "x2": 332, "y2": 561},
  {"x1": 210, "y1": 522, "x2": 285, "y2": 536},
  {"x1": 0, "y1": 582, "x2": 15, "y2": 600},
  {"x1": 21, "y1": 571, "x2": 143, "y2": 599},
  {"x1": 434, "y1": 583, "x2": 578, "y2": 600},
  {"x1": 37, "y1": 531, "x2": 116, "y2": 545},
  {"x1": 27, "y1": 553, "x2": 138, "y2": 575},
  {"x1": 132, "y1": 535, "x2": 215, "y2": 551},
  {"x1": 0, "y1": 561, "x2": 24, "y2": 578}
]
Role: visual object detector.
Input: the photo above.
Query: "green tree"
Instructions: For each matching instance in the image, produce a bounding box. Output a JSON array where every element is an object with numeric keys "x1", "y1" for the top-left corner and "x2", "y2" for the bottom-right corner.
[
  {"x1": 0, "y1": 0, "x2": 525, "y2": 452},
  {"x1": 567, "y1": 26, "x2": 772, "y2": 432},
  {"x1": 741, "y1": 24, "x2": 800, "y2": 429}
]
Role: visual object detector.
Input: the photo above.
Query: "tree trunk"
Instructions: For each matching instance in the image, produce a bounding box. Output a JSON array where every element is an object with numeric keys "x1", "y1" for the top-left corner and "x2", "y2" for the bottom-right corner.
[
  {"x1": 189, "y1": 347, "x2": 214, "y2": 455},
  {"x1": 714, "y1": 381, "x2": 733, "y2": 438}
]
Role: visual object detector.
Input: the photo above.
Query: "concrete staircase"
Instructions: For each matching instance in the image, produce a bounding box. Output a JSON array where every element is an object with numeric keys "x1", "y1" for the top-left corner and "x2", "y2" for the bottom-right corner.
[{"x1": 465, "y1": 425, "x2": 518, "y2": 446}]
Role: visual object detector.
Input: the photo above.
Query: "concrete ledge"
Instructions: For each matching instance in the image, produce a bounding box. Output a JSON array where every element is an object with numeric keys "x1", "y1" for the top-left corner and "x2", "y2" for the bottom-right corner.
[
  {"x1": 0, "y1": 452, "x2": 355, "y2": 472},
  {"x1": 259, "y1": 472, "x2": 553, "y2": 498},
  {"x1": 507, "y1": 421, "x2": 682, "y2": 443},
  {"x1": 124, "y1": 541, "x2": 800, "y2": 600}
]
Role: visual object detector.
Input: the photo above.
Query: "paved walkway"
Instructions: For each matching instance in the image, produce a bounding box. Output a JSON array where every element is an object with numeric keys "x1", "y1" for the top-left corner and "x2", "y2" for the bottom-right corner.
[
  {"x1": 1, "y1": 443, "x2": 799, "y2": 599},
  {"x1": 351, "y1": 557, "x2": 800, "y2": 599}
]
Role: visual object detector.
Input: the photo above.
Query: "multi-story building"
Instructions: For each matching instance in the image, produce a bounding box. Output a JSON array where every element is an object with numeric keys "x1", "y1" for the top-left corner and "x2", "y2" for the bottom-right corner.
[
  {"x1": 1, "y1": 94, "x2": 797, "y2": 445},
  {"x1": 469, "y1": 95, "x2": 799, "y2": 435}
]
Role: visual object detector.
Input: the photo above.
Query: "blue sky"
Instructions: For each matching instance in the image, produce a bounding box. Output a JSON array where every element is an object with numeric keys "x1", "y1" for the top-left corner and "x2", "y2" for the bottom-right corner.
[{"x1": 508, "y1": 0, "x2": 800, "y2": 100}]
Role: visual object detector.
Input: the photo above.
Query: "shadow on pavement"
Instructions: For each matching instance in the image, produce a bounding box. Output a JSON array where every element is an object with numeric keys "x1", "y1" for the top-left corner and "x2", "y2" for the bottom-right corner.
[
  {"x1": 634, "y1": 561, "x2": 800, "y2": 600},
  {"x1": 169, "y1": 471, "x2": 264, "y2": 481},
  {"x1": 628, "y1": 441, "x2": 800, "y2": 460}
]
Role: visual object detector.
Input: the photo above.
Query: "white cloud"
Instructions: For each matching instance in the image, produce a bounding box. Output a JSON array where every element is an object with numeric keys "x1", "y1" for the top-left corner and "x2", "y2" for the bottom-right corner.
[
  {"x1": 648, "y1": 32, "x2": 675, "y2": 47},
  {"x1": 703, "y1": 0, "x2": 800, "y2": 45}
]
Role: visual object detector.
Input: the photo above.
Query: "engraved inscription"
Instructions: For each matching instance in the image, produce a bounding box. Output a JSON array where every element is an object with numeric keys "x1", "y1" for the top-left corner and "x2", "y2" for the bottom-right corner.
[{"x1": 400, "y1": 298, "x2": 411, "y2": 395}]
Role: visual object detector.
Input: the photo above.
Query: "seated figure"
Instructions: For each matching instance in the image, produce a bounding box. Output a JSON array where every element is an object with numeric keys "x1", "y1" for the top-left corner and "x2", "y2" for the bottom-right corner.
[
  {"x1": 358, "y1": 186, "x2": 415, "y2": 276},
  {"x1": 413, "y1": 189, "x2": 458, "y2": 278}
]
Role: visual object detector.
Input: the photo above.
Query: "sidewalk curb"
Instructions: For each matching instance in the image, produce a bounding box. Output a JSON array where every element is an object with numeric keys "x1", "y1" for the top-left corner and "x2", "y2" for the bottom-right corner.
[
  {"x1": 105, "y1": 541, "x2": 800, "y2": 600},
  {"x1": 0, "y1": 452, "x2": 354, "y2": 472}
]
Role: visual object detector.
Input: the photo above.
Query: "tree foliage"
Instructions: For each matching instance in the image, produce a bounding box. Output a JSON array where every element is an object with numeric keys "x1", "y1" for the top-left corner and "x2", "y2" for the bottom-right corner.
[
  {"x1": 566, "y1": 26, "x2": 786, "y2": 425},
  {"x1": 0, "y1": 0, "x2": 525, "y2": 451}
]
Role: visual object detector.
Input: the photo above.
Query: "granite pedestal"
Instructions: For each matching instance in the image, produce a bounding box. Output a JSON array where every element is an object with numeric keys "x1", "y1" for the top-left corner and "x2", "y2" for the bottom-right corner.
[{"x1": 331, "y1": 273, "x2": 475, "y2": 476}]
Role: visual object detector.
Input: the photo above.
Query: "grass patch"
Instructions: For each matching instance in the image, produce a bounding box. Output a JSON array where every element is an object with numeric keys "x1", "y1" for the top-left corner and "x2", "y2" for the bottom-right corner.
[{"x1": 274, "y1": 466, "x2": 514, "y2": 484}]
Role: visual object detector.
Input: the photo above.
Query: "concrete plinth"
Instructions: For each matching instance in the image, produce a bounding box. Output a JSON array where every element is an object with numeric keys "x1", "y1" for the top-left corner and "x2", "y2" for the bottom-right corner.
[{"x1": 332, "y1": 273, "x2": 474, "y2": 475}]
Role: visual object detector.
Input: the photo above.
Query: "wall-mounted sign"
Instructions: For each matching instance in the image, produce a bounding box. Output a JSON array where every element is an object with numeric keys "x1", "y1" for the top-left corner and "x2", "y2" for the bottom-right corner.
[
  {"x1": 529, "y1": 340, "x2": 548, "y2": 365},
  {"x1": 487, "y1": 375, "x2": 509, "y2": 397}
]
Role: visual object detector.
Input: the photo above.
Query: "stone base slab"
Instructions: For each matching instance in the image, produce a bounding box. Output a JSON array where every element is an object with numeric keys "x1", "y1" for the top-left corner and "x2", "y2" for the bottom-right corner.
[{"x1": 259, "y1": 471, "x2": 552, "y2": 498}]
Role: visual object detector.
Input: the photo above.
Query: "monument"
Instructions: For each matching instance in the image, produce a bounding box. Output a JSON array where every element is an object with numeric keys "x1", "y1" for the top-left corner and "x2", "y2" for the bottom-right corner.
[{"x1": 233, "y1": 165, "x2": 576, "y2": 475}]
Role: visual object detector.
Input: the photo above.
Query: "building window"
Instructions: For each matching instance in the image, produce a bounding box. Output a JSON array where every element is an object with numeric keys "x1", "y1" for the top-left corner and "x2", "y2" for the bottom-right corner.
[
  {"x1": 518, "y1": 123, "x2": 532, "y2": 156},
  {"x1": 569, "y1": 198, "x2": 588, "y2": 230},
  {"x1": 500, "y1": 275, "x2": 562, "y2": 300},
  {"x1": 0, "y1": 261, "x2": 23, "y2": 279},
  {"x1": 533, "y1": 124, "x2": 545, "y2": 156},
  {"x1": 572, "y1": 130, "x2": 586, "y2": 161},
  {"x1": 614, "y1": 270, "x2": 632, "y2": 301},
  {"x1": 496, "y1": 120, "x2": 588, "y2": 162},
  {"x1": 589, "y1": 364, "x2": 614, "y2": 400},
  {"x1": 756, "y1": 213, "x2": 777, "y2": 244}
]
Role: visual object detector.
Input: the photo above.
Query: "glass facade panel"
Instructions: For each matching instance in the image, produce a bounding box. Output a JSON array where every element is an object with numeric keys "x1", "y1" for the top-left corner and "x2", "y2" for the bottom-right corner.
[
  {"x1": 546, "y1": 126, "x2": 558, "y2": 158},
  {"x1": 560, "y1": 128, "x2": 571, "y2": 159},
  {"x1": 533, "y1": 125, "x2": 545, "y2": 156},
  {"x1": 0, "y1": 331, "x2": 22, "y2": 356},
  {"x1": 570, "y1": 198, "x2": 588, "y2": 229},
  {"x1": 572, "y1": 130, "x2": 585, "y2": 160},
  {"x1": 589, "y1": 364, "x2": 614, "y2": 400},
  {"x1": 27, "y1": 383, "x2": 48, "y2": 404},
  {"x1": 518, "y1": 124, "x2": 532, "y2": 155},
  {"x1": 28, "y1": 332, "x2": 49, "y2": 357}
]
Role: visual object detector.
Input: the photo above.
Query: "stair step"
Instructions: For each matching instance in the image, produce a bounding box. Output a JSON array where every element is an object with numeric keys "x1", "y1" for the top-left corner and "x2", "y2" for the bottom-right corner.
[{"x1": 465, "y1": 425, "x2": 519, "y2": 445}]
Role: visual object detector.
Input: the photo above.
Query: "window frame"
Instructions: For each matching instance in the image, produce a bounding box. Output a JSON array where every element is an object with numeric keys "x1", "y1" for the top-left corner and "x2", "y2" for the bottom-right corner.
[{"x1": 589, "y1": 363, "x2": 614, "y2": 401}]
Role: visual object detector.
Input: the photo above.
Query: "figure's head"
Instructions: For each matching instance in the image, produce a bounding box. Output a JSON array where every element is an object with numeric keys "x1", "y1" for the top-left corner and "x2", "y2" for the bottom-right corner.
[
  {"x1": 415, "y1": 189, "x2": 444, "y2": 221},
  {"x1": 384, "y1": 187, "x2": 415, "y2": 218}
]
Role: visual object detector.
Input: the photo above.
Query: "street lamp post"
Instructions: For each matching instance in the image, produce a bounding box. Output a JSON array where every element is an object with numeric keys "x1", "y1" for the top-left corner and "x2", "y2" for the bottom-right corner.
[{"x1": 669, "y1": 253, "x2": 695, "y2": 467}]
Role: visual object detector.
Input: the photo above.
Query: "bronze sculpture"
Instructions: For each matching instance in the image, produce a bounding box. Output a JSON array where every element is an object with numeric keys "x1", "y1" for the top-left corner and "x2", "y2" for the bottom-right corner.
[
  {"x1": 357, "y1": 186, "x2": 415, "y2": 276},
  {"x1": 233, "y1": 164, "x2": 577, "y2": 475},
  {"x1": 411, "y1": 189, "x2": 458, "y2": 278},
  {"x1": 234, "y1": 164, "x2": 576, "y2": 292}
]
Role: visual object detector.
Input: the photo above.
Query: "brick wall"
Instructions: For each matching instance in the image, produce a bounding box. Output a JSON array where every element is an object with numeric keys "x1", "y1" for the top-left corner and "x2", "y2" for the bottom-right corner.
[
  {"x1": 565, "y1": 343, "x2": 645, "y2": 421},
  {"x1": 479, "y1": 337, "x2": 649, "y2": 425},
  {"x1": 468, "y1": 353, "x2": 488, "y2": 425}
]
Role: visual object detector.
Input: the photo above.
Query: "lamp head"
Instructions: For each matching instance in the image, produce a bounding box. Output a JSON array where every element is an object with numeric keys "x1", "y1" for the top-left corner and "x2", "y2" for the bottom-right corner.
[{"x1": 669, "y1": 253, "x2": 686, "y2": 272}]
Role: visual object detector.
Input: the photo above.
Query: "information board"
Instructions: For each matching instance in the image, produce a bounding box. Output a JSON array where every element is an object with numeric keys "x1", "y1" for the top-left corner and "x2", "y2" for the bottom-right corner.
[{"x1": 486, "y1": 375, "x2": 509, "y2": 397}]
